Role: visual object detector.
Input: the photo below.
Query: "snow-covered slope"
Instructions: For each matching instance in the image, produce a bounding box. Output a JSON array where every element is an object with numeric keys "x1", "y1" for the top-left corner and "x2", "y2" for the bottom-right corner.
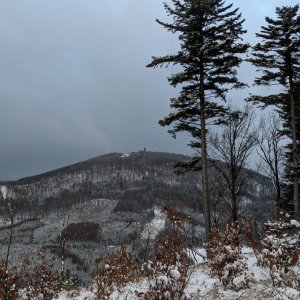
[{"x1": 54, "y1": 247, "x2": 300, "y2": 300}]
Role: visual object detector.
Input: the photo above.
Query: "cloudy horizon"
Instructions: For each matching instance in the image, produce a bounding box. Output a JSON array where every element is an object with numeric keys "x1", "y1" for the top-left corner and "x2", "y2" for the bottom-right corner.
[{"x1": 0, "y1": 0, "x2": 298, "y2": 180}]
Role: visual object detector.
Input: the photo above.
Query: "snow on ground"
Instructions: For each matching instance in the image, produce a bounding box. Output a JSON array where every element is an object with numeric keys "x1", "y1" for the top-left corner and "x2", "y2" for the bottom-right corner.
[
  {"x1": 54, "y1": 247, "x2": 300, "y2": 300},
  {"x1": 188, "y1": 247, "x2": 207, "y2": 264},
  {"x1": 0, "y1": 186, "x2": 11, "y2": 226},
  {"x1": 57, "y1": 289, "x2": 96, "y2": 300},
  {"x1": 141, "y1": 208, "x2": 166, "y2": 239},
  {"x1": 0, "y1": 185, "x2": 7, "y2": 200},
  {"x1": 291, "y1": 219, "x2": 300, "y2": 227},
  {"x1": 0, "y1": 217, "x2": 12, "y2": 226}
]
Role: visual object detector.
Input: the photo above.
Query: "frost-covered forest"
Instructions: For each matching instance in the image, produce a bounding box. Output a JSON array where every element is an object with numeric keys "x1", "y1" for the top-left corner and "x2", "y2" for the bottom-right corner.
[{"x1": 0, "y1": 0, "x2": 300, "y2": 299}]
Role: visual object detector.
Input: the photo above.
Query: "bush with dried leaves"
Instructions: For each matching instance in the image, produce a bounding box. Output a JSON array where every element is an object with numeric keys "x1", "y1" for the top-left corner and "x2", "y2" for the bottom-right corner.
[
  {"x1": 206, "y1": 222, "x2": 253, "y2": 291},
  {"x1": 137, "y1": 208, "x2": 191, "y2": 300},
  {"x1": 93, "y1": 244, "x2": 140, "y2": 300}
]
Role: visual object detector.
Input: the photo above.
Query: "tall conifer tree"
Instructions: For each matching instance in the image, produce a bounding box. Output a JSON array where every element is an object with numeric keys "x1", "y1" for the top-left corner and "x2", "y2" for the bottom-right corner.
[
  {"x1": 147, "y1": 0, "x2": 248, "y2": 233},
  {"x1": 247, "y1": 5, "x2": 300, "y2": 213}
]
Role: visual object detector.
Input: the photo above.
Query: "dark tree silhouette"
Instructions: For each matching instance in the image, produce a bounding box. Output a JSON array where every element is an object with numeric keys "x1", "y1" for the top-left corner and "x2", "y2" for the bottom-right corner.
[
  {"x1": 147, "y1": 0, "x2": 249, "y2": 233},
  {"x1": 247, "y1": 5, "x2": 300, "y2": 213}
]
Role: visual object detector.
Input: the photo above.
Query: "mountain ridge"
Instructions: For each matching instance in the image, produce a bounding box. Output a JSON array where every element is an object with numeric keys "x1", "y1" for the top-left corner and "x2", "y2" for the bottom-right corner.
[
  {"x1": 0, "y1": 150, "x2": 271, "y2": 186},
  {"x1": 0, "y1": 151, "x2": 190, "y2": 185},
  {"x1": 0, "y1": 150, "x2": 275, "y2": 221}
]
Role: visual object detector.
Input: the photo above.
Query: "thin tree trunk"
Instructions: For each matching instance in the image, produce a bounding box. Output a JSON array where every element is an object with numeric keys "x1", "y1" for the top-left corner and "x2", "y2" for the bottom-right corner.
[
  {"x1": 230, "y1": 140, "x2": 237, "y2": 223},
  {"x1": 5, "y1": 221, "x2": 13, "y2": 271},
  {"x1": 274, "y1": 143, "x2": 282, "y2": 213},
  {"x1": 231, "y1": 188, "x2": 238, "y2": 223},
  {"x1": 274, "y1": 170, "x2": 281, "y2": 214},
  {"x1": 290, "y1": 88, "x2": 299, "y2": 213},
  {"x1": 200, "y1": 79, "x2": 211, "y2": 234},
  {"x1": 276, "y1": 181, "x2": 281, "y2": 215}
]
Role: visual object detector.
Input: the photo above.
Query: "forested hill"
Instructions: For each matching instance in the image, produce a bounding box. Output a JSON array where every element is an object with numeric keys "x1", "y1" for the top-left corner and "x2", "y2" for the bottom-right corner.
[
  {"x1": 0, "y1": 151, "x2": 274, "y2": 216},
  {"x1": 2, "y1": 151, "x2": 192, "y2": 186}
]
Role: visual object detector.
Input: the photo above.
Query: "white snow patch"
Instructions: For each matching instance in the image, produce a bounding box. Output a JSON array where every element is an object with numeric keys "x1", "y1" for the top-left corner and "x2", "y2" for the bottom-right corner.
[
  {"x1": 141, "y1": 208, "x2": 166, "y2": 239},
  {"x1": 120, "y1": 153, "x2": 130, "y2": 158},
  {"x1": 156, "y1": 275, "x2": 169, "y2": 286},
  {"x1": 110, "y1": 278, "x2": 149, "y2": 300},
  {"x1": 0, "y1": 185, "x2": 7, "y2": 200},
  {"x1": 170, "y1": 268, "x2": 181, "y2": 280},
  {"x1": 188, "y1": 248, "x2": 207, "y2": 264},
  {"x1": 185, "y1": 267, "x2": 218, "y2": 298},
  {"x1": 56, "y1": 288, "x2": 96, "y2": 300},
  {"x1": 290, "y1": 219, "x2": 300, "y2": 227}
]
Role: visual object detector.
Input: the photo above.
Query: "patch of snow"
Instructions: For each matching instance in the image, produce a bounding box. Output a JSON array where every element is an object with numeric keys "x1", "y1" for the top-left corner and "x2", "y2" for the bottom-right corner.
[
  {"x1": 0, "y1": 217, "x2": 11, "y2": 226},
  {"x1": 187, "y1": 248, "x2": 207, "y2": 264},
  {"x1": 120, "y1": 153, "x2": 130, "y2": 158},
  {"x1": 185, "y1": 267, "x2": 218, "y2": 299},
  {"x1": 290, "y1": 219, "x2": 300, "y2": 227},
  {"x1": 141, "y1": 208, "x2": 166, "y2": 239},
  {"x1": 170, "y1": 268, "x2": 181, "y2": 280},
  {"x1": 242, "y1": 247, "x2": 253, "y2": 255},
  {"x1": 0, "y1": 185, "x2": 7, "y2": 200},
  {"x1": 56, "y1": 288, "x2": 96, "y2": 300},
  {"x1": 110, "y1": 278, "x2": 150, "y2": 300},
  {"x1": 156, "y1": 275, "x2": 169, "y2": 286}
]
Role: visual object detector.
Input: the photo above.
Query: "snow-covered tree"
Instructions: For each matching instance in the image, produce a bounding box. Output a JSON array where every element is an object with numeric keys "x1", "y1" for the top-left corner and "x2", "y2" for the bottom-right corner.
[{"x1": 147, "y1": 0, "x2": 249, "y2": 233}]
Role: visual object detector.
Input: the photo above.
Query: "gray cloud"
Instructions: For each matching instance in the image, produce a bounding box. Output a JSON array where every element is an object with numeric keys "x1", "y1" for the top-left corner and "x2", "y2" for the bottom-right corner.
[{"x1": 0, "y1": 0, "x2": 298, "y2": 179}]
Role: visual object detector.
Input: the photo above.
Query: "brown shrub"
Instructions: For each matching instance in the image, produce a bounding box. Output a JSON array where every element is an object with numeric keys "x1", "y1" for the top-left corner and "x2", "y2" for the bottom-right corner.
[
  {"x1": 0, "y1": 262, "x2": 18, "y2": 300},
  {"x1": 206, "y1": 223, "x2": 252, "y2": 291},
  {"x1": 93, "y1": 244, "x2": 140, "y2": 300},
  {"x1": 137, "y1": 208, "x2": 191, "y2": 300}
]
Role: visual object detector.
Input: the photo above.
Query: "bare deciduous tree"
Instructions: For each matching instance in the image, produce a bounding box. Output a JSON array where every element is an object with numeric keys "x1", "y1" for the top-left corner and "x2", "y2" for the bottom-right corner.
[
  {"x1": 256, "y1": 113, "x2": 285, "y2": 214},
  {"x1": 208, "y1": 105, "x2": 258, "y2": 223}
]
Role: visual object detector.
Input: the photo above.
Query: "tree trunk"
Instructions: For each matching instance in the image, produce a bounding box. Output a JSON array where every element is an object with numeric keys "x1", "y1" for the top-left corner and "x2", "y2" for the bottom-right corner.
[
  {"x1": 286, "y1": 48, "x2": 299, "y2": 214},
  {"x1": 200, "y1": 80, "x2": 211, "y2": 234},
  {"x1": 290, "y1": 89, "x2": 299, "y2": 213},
  {"x1": 274, "y1": 173, "x2": 281, "y2": 214},
  {"x1": 231, "y1": 188, "x2": 238, "y2": 223},
  {"x1": 273, "y1": 143, "x2": 282, "y2": 214}
]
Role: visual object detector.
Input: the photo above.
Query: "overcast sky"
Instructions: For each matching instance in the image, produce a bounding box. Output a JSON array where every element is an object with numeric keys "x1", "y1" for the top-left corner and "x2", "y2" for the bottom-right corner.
[{"x1": 0, "y1": 0, "x2": 298, "y2": 180}]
